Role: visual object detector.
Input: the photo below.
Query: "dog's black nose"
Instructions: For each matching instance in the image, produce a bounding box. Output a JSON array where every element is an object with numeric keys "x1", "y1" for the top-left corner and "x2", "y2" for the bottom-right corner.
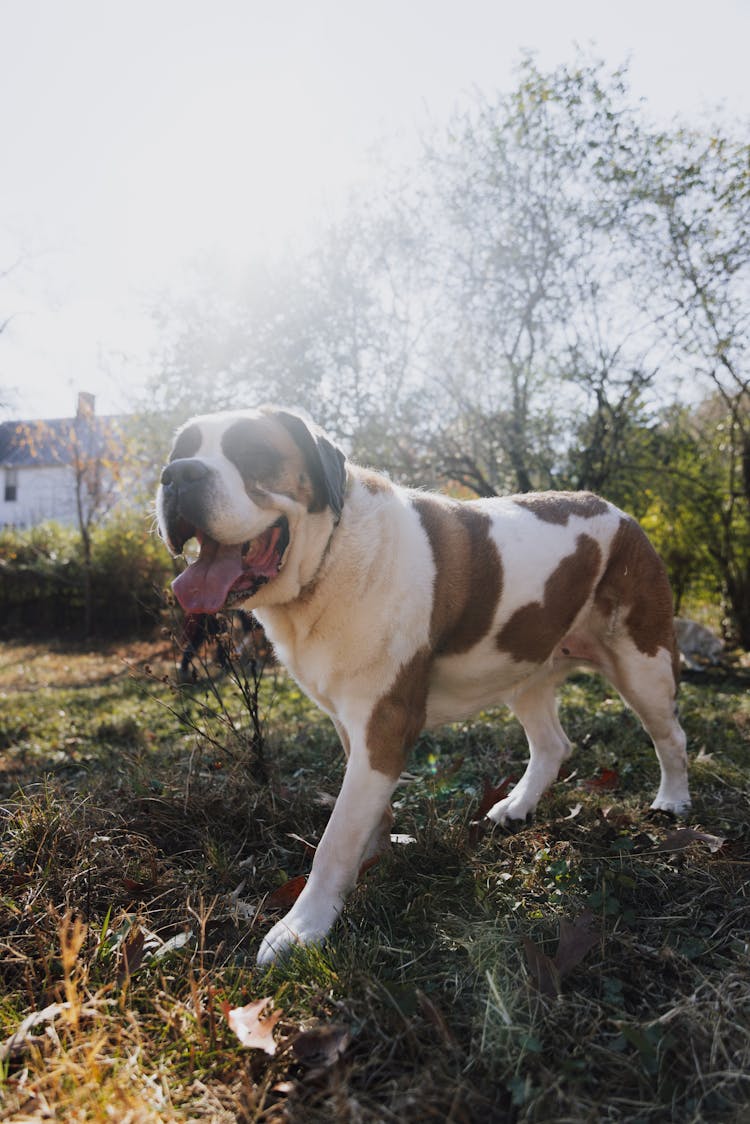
[{"x1": 160, "y1": 458, "x2": 209, "y2": 488}]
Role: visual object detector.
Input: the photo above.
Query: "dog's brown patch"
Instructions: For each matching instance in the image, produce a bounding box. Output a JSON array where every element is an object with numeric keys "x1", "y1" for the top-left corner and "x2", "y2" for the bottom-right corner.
[
  {"x1": 221, "y1": 415, "x2": 318, "y2": 510},
  {"x1": 497, "y1": 533, "x2": 602, "y2": 663},
  {"x1": 366, "y1": 648, "x2": 431, "y2": 776},
  {"x1": 594, "y1": 516, "x2": 679, "y2": 681},
  {"x1": 413, "y1": 496, "x2": 503, "y2": 656},
  {"x1": 513, "y1": 492, "x2": 609, "y2": 525}
]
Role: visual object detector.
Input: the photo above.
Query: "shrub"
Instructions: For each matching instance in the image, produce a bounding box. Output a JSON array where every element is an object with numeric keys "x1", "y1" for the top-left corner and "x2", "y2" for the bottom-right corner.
[{"x1": 0, "y1": 513, "x2": 173, "y2": 638}]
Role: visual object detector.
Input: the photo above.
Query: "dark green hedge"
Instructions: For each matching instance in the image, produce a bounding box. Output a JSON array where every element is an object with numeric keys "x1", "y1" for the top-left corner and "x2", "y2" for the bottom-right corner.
[{"x1": 0, "y1": 515, "x2": 174, "y2": 638}]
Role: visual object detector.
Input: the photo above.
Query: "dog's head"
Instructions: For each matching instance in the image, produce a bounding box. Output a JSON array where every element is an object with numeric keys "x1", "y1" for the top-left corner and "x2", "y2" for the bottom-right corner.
[{"x1": 157, "y1": 407, "x2": 347, "y2": 614}]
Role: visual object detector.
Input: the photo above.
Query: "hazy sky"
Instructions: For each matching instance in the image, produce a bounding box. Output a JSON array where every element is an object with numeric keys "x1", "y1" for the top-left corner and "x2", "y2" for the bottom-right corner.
[{"x1": 2, "y1": 0, "x2": 749, "y2": 419}]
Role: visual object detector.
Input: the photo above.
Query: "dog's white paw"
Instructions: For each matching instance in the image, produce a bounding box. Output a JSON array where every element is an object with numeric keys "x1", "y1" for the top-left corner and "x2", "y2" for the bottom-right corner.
[
  {"x1": 650, "y1": 793, "x2": 691, "y2": 815},
  {"x1": 257, "y1": 918, "x2": 309, "y2": 966},
  {"x1": 485, "y1": 788, "x2": 536, "y2": 829},
  {"x1": 256, "y1": 897, "x2": 340, "y2": 967}
]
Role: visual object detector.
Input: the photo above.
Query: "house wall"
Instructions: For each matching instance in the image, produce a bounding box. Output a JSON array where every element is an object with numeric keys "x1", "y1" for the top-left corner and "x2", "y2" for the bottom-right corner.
[{"x1": 1, "y1": 465, "x2": 79, "y2": 528}]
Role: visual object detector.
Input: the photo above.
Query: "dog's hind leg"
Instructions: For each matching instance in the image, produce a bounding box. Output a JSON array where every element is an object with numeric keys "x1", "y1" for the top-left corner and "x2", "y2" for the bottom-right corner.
[
  {"x1": 603, "y1": 641, "x2": 690, "y2": 814},
  {"x1": 589, "y1": 515, "x2": 689, "y2": 813},
  {"x1": 486, "y1": 678, "x2": 573, "y2": 827}
]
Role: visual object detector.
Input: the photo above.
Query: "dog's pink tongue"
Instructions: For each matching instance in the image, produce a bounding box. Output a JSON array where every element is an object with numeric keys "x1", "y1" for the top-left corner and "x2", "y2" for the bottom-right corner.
[{"x1": 172, "y1": 539, "x2": 243, "y2": 614}]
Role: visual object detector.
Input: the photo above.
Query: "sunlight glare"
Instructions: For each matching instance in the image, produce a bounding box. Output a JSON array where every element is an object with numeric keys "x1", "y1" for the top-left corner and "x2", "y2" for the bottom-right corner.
[{"x1": 122, "y1": 71, "x2": 359, "y2": 280}]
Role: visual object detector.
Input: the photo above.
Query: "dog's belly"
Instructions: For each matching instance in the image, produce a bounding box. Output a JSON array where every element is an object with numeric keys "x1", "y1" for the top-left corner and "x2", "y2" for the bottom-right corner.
[{"x1": 424, "y1": 648, "x2": 537, "y2": 728}]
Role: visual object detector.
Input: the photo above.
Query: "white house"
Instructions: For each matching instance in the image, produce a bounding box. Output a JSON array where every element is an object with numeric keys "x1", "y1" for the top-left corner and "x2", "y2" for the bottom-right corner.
[{"x1": 0, "y1": 393, "x2": 124, "y2": 529}]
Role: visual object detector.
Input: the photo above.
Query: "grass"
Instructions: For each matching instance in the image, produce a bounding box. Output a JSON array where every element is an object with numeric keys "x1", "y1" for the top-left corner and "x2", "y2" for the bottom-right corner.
[{"x1": 0, "y1": 635, "x2": 749, "y2": 1122}]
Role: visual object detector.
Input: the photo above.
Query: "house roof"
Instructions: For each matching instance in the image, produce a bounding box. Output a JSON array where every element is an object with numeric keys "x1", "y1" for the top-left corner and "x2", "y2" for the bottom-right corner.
[{"x1": 0, "y1": 414, "x2": 123, "y2": 469}]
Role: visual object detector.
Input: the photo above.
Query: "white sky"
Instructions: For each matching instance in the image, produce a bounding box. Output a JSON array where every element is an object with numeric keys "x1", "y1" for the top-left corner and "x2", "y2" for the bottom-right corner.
[{"x1": 1, "y1": 0, "x2": 749, "y2": 420}]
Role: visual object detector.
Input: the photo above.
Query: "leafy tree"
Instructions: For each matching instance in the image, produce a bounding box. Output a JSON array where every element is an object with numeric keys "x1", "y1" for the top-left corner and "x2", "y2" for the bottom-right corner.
[{"x1": 617, "y1": 124, "x2": 750, "y2": 641}]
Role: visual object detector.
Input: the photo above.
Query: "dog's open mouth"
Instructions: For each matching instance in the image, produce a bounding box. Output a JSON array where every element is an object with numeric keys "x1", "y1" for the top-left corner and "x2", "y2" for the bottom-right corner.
[{"x1": 171, "y1": 517, "x2": 290, "y2": 614}]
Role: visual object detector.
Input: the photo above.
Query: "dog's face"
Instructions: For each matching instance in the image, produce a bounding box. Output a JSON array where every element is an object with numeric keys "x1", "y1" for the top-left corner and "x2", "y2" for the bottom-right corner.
[{"x1": 157, "y1": 408, "x2": 346, "y2": 614}]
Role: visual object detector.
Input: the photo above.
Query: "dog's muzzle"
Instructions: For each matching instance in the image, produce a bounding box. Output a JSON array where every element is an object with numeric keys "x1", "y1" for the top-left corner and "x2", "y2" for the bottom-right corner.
[
  {"x1": 159, "y1": 458, "x2": 290, "y2": 614},
  {"x1": 159, "y1": 458, "x2": 214, "y2": 551}
]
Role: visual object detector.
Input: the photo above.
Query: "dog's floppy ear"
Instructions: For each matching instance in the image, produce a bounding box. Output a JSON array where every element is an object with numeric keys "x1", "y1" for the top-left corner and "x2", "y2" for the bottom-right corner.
[{"x1": 271, "y1": 409, "x2": 347, "y2": 520}]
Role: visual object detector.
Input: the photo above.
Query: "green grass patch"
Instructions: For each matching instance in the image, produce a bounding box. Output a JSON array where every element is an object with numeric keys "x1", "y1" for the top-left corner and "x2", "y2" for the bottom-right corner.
[{"x1": 1, "y1": 641, "x2": 748, "y2": 1121}]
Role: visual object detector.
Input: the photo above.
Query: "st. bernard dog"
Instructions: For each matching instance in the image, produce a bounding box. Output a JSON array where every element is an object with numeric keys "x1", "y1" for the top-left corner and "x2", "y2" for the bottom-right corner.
[{"x1": 157, "y1": 407, "x2": 689, "y2": 965}]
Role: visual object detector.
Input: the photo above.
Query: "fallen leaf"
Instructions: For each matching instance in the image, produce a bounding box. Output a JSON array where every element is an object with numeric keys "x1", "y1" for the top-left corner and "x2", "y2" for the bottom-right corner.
[
  {"x1": 522, "y1": 935, "x2": 559, "y2": 997},
  {"x1": 554, "y1": 910, "x2": 599, "y2": 977},
  {"x1": 291, "y1": 1023, "x2": 350, "y2": 1068},
  {"x1": 656, "y1": 828, "x2": 726, "y2": 854},
  {"x1": 265, "y1": 876, "x2": 307, "y2": 911},
  {"x1": 475, "y1": 775, "x2": 517, "y2": 819},
  {"x1": 583, "y1": 767, "x2": 620, "y2": 791},
  {"x1": 416, "y1": 989, "x2": 458, "y2": 1049},
  {"x1": 122, "y1": 858, "x2": 160, "y2": 896},
  {"x1": 122, "y1": 876, "x2": 153, "y2": 895},
  {"x1": 523, "y1": 910, "x2": 601, "y2": 997},
  {"x1": 358, "y1": 854, "x2": 381, "y2": 878},
  {"x1": 601, "y1": 807, "x2": 632, "y2": 827},
  {"x1": 468, "y1": 775, "x2": 521, "y2": 844},
  {"x1": 5, "y1": 868, "x2": 32, "y2": 888},
  {"x1": 224, "y1": 997, "x2": 282, "y2": 1055},
  {"x1": 117, "y1": 928, "x2": 146, "y2": 985},
  {"x1": 151, "y1": 931, "x2": 194, "y2": 960}
]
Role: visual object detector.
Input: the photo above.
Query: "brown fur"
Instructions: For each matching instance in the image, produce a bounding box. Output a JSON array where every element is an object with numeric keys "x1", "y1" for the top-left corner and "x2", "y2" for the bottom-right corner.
[
  {"x1": 222, "y1": 415, "x2": 318, "y2": 510},
  {"x1": 412, "y1": 496, "x2": 503, "y2": 656},
  {"x1": 513, "y1": 492, "x2": 610, "y2": 525},
  {"x1": 366, "y1": 648, "x2": 432, "y2": 776},
  {"x1": 594, "y1": 517, "x2": 680, "y2": 683},
  {"x1": 497, "y1": 534, "x2": 603, "y2": 663}
]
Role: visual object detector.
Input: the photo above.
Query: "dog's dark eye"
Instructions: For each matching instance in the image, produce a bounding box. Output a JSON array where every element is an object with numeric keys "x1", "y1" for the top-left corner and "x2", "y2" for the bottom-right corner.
[
  {"x1": 222, "y1": 420, "x2": 283, "y2": 484},
  {"x1": 170, "y1": 424, "x2": 201, "y2": 462}
]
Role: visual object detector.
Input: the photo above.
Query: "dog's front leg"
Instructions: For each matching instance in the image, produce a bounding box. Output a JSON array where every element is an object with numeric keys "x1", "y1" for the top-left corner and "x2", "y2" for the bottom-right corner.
[{"x1": 256, "y1": 746, "x2": 400, "y2": 966}]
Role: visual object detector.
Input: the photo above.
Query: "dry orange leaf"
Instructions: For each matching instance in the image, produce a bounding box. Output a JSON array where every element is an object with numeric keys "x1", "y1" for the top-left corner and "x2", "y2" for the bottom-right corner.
[
  {"x1": 265, "y1": 875, "x2": 307, "y2": 910},
  {"x1": 224, "y1": 997, "x2": 282, "y2": 1055}
]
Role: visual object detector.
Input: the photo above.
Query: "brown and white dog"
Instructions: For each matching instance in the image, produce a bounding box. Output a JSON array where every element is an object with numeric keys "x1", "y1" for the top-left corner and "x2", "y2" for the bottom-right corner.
[{"x1": 157, "y1": 407, "x2": 690, "y2": 965}]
